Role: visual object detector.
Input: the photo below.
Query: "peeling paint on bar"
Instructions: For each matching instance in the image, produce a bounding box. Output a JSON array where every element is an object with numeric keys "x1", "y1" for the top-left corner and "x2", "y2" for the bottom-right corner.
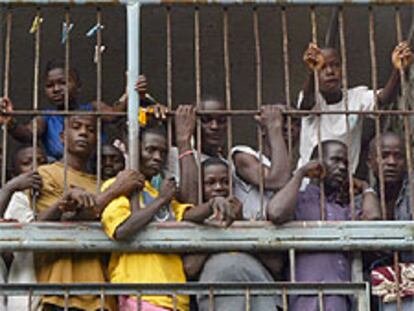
[{"x1": 0, "y1": 221, "x2": 412, "y2": 252}]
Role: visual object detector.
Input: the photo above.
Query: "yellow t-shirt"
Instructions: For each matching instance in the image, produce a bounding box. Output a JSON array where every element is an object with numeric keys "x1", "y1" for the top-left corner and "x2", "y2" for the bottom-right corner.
[
  {"x1": 35, "y1": 162, "x2": 114, "y2": 311},
  {"x1": 101, "y1": 179, "x2": 191, "y2": 311}
]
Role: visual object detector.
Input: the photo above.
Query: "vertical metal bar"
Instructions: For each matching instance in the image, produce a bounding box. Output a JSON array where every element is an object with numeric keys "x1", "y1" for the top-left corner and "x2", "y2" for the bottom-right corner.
[
  {"x1": 369, "y1": 7, "x2": 386, "y2": 220},
  {"x1": 96, "y1": 8, "x2": 103, "y2": 193},
  {"x1": 395, "y1": 7, "x2": 414, "y2": 219},
  {"x1": 135, "y1": 291, "x2": 141, "y2": 311},
  {"x1": 194, "y1": 6, "x2": 203, "y2": 205},
  {"x1": 166, "y1": 6, "x2": 173, "y2": 157},
  {"x1": 208, "y1": 287, "x2": 215, "y2": 311},
  {"x1": 338, "y1": 7, "x2": 356, "y2": 220},
  {"x1": 127, "y1": 1, "x2": 140, "y2": 171},
  {"x1": 282, "y1": 7, "x2": 292, "y2": 159},
  {"x1": 282, "y1": 288, "x2": 288, "y2": 311},
  {"x1": 318, "y1": 290, "x2": 324, "y2": 311},
  {"x1": 31, "y1": 8, "x2": 41, "y2": 218},
  {"x1": 1, "y1": 10, "x2": 11, "y2": 188},
  {"x1": 289, "y1": 248, "x2": 296, "y2": 282},
  {"x1": 310, "y1": 7, "x2": 325, "y2": 221},
  {"x1": 63, "y1": 8, "x2": 70, "y2": 195},
  {"x1": 172, "y1": 292, "x2": 178, "y2": 311},
  {"x1": 63, "y1": 289, "x2": 69, "y2": 311},
  {"x1": 245, "y1": 288, "x2": 251, "y2": 311},
  {"x1": 28, "y1": 288, "x2": 33, "y2": 311},
  {"x1": 393, "y1": 251, "x2": 402, "y2": 311},
  {"x1": 223, "y1": 6, "x2": 233, "y2": 196},
  {"x1": 253, "y1": 7, "x2": 265, "y2": 219},
  {"x1": 99, "y1": 288, "x2": 105, "y2": 311}
]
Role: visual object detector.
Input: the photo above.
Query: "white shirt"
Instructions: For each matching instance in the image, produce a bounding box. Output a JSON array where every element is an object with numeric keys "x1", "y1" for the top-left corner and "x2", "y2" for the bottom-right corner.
[
  {"x1": 297, "y1": 86, "x2": 376, "y2": 172},
  {"x1": 4, "y1": 191, "x2": 39, "y2": 311}
]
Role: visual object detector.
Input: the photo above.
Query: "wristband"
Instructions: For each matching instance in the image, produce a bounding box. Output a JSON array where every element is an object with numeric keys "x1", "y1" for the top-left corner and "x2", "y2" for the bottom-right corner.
[
  {"x1": 178, "y1": 149, "x2": 194, "y2": 160},
  {"x1": 363, "y1": 187, "x2": 376, "y2": 196}
]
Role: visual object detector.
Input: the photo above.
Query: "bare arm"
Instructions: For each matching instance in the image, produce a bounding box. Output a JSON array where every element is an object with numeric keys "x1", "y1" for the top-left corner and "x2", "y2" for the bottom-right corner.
[
  {"x1": 175, "y1": 105, "x2": 198, "y2": 204},
  {"x1": 234, "y1": 105, "x2": 290, "y2": 191},
  {"x1": 298, "y1": 72, "x2": 316, "y2": 111},
  {"x1": 183, "y1": 254, "x2": 209, "y2": 280}
]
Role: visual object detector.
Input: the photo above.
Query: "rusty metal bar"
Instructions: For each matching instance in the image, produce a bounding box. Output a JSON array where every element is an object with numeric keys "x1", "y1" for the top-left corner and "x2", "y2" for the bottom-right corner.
[
  {"x1": 172, "y1": 292, "x2": 178, "y2": 311},
  {"x1": 338, "y1": 7, "x2": 356, "y2": 220},
  {"x1": 310, "y1": 6, "x2": 325, "y2": 221},
  {"x1": 369, "y1": 7, "x2": 387, "y2": 221},
  {"x1": 282, "y1": 7, "x2": 292, "y2": 158},
  {"x1": 208, "y1": 287, "x2": 214, "y2": 311},
  {"x1": 166, "y1": 6, "x2": 173, "y2": 156},
  {"x1": 245, "y1": 287, "x2": 251, "y2": 311},
  {"x1": 223, "y1": 6, "x2": 234, "y2": 196},
  {"x1": 393, "y1": 251, "x2": 402, "y2": 311},
  {"x1": 31, "y1": 9, "x2": 41, "y2": 217},
  {"x1": 63, "y1": 8, "x2": 70, "y2": 195},
  {"x1": 318, "y1": 290, "x2": 324, "y2": 311},
  {"x1": 253, "y1": 6, "x2": 265, "y2": 219},
  {"x1": 99, "y1": 288, "x2": 105, "y2": 311},
  {"x1": 194, "y1": 6, "x2": 203, "y2": 205},
  {"x1": 96, "y1": 8, "x2": 103, "y2": 192},
  {"x1": 282, "y1": 288, "x2": 288, "y2": 311},
  {"x1": 1, "y1": 10, "x2": 11, "y2": 188}
]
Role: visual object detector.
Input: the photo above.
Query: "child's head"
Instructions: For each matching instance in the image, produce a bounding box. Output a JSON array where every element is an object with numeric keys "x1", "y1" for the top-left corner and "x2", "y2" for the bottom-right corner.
[
  {"x1": 200, "y1": 97, "x2": 227, "y2": 155},
  {"x1": 202, "y1": 157, "x2": 229, "y2": 202},
  {"x1": 139, "y1": 125, "x2": 167, "y2": 180},
  {"x1": 13, "y1": 145, "x2": 47, "y2": 176},
  {"x1": 44, "y1": 59, "x2": 81, "y2": 108},
  {"x1": 318, "y1": 48, "x2": 342, "y2": 95},
  {"x1": 102, "y1": 144, "x2": 125, "y2": 180}
]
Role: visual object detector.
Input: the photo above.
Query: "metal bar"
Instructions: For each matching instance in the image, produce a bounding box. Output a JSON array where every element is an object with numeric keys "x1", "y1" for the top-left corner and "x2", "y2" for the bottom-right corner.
[
  {"x1": 96, "y1": 8, "x2": 103, "y2": 193},
  {"x1": 369, "y1": 7, "x2": 387, "y2": 220},
  {"x1": 136, "y1": 291, "x2": 141, "y2": 311},
  {"x1": 208, "y1": 287, "x2": 214, "y2": 311},
  {"x1": 64, "y1": 288, "x2": 69, "y2": 311},
  {"x1": 63, "y1": 8, "x2": 70, "y2": 195},
  {"x1": 282, "y1": 288, "x2": 288, "y2": 311},
  {"x1": 127, "y1": 1, "x2": 140, "y2": 171},
  {"x1": 289, "y1": 248, "x2": 296, "y2": 282},
  {"x1": 245, "y1": 287, "x2": 251, "y2": 311},
  {"x1": 100, "y1": 288, "x2": 105, "y2": 311},
  {"x1": 282, "y1": 7, "x2": 292, "y2": 158},
  {"x1": 4, "y1": 108, "x2": 414, "y2": 117},
  {"x1": 338, "y1": 7, "x2": 356, "y2": 220},
  {"x1": 31, "y1": 8, "x2": 41, "y2": 218},
  {"x1": 395, "y1": 7, "x2": 414, "y2": 221},
  {"x1": 394, "y1": 251, "x2": 402, "y2": 311},
  {"x1": 166, "y1": 6, "x2": 173, "y2": 158},
  {"x1": 172, "y1": 292, "x2": 178, "y2": 311},
  {"x1": 310, "y1": 7, "x2": 325, "y2": 222},
  {"x1": 1, "y1": 10, "x2": 11, "y2": 188},
  {"x1": 223, "y1": 6, "x2": 233, "y2": 196},
  {"x1": 1, "y1": 221, "x2": 414, "y2": 252},
  {"x1": 253, "y1": 6, "x2": 265, "y2": 219},
  {"x1": 318, "y1": 290, "x2": 324, "y2": 311},
  {"x1": 194, "y1": 6, "x2": 203, "y2": 205},
  {"x1": 0, "y1": 282, "x2": 368, "y2": 296}
]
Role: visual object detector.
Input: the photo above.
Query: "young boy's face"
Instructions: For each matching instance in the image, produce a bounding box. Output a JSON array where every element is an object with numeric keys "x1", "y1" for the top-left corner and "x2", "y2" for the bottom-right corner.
[
  {"x1": 44, "y1": 68, "x2": 78, "y2": 107},
  {"x1": 15, "y1": 147, "x2": 47, "y2": 175},
  {"x1": 318, "y1": 49, "x2": 342, "y2": 95},
  {"x1": 102, "y1": 145, "x2": 125, "y2": 180},
  {"x1": 200, "y1": 100, "x2": 227, "y2": 153},
  {"x1": 203, "y1": 163, "x2": 229, "y2": 202},
  {"x1": 64, "y1": 116, "x2": 97, "y2": 159},
  {"x1": 139, "y1": 132, "x2": 167, "y2": 179}
]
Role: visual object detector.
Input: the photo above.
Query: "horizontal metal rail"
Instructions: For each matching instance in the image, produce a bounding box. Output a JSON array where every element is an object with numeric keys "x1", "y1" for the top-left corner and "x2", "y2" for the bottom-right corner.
[
  {"x1": 0, "y1": 221, "x2": 413, "y2": 252},
  {"x1": 0, "y1": 282, "x2": 368, "y2": 296},
  {"x1": 0, "y1": 0, "x2": 410, "y2": 6}
]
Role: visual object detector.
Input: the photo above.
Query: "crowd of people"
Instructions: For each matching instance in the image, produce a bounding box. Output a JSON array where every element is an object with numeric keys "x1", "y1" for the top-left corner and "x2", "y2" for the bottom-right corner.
[{"x1": 0, "y1": 39, "x2": 411, "y2": 311}]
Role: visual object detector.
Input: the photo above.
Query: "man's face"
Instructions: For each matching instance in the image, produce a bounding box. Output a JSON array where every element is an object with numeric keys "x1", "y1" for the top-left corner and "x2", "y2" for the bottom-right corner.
[
  {"x1": 369, "y1": 135, "x2": 406, "y2": 184},
  {"x1": 140, "y1": 132, "x2": 167, "y2": 179},
  {"x1": 102, "y1": 145, "x2": 125, "y2": 180},
  {"x1": 15, "y1": 147, "x2": 47, "y2": 175},
  {"x1": 318, "y1": 49, "x2": 342, "y2": 95},
  {"x1": 64, "y1": 116, "x2": 97, "y2": 159},
  {"x1": 203, "y1": 163, "x2": 229, "y2": 202},
  {"x1": 200, "y1": 100, "x2": 227, "y2": 153},
  {"x1": 44, "y1": 68, "x2": 78, "y2": 107},
  {"x1": 323, "y1": 143, "x2": 348, "y2": 190}
]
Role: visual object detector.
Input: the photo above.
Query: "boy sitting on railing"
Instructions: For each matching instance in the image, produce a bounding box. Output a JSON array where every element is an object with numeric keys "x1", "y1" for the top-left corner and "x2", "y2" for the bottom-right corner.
[
  {"x1": 0, "y1": 144, "x2": 46, "y2": 310},
  {"x1": 267, "y1": 140, "x2": 380, "y2": 311},
  {"x1": 297, "y1": 42, "x2": 412, "y2": 174},
  {"x1": 101, "y1": 125, "x2": 239, "y2": 311}
]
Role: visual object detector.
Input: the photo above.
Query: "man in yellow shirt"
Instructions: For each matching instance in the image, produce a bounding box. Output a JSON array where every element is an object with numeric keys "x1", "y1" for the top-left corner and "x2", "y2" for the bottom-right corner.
[
  {"x1": 101, "y1": 126, "x2": 240, "y2": 311},
  {"x1": 35, "y1": 115, "x2": 144, "y2": 311}
]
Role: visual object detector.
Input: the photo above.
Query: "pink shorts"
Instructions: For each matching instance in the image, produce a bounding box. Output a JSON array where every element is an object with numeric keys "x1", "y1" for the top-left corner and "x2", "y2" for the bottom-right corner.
[{"x1": 118, "y1": 296, "x2": 171, "y2": 311}]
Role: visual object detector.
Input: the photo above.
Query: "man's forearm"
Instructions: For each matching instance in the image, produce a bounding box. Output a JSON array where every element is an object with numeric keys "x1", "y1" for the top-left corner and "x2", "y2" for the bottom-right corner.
[
  {"x1": 378, "y1": 69, "x2": 401, "y2": 107},
  {"x1": 177, "y1": 140, "x2": 199, "y2": 204},
  {"x1": 299, "y1": 72, "x2": 316, "y2": 111}
]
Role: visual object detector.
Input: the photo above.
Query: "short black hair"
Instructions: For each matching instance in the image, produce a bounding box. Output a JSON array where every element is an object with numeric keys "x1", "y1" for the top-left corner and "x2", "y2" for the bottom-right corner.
[
  {"x1": 139, "y1": 125, "x2": 167, "y2": 142},
  {"x1": 368, "y1": 132, "x2": 404, "y2": 157},
  {"x1": 202, "y1": 157, "x2": 228, "y2": 172},
  {"x1": 44, "y1": 59, "x2": 81, "y2": 88},
  {"x1": 12, "y1": 144, "x2": 45, "y2": 173},
  {"x1": 310, "y1": 140, "x2": 347, "y2": 160}
]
